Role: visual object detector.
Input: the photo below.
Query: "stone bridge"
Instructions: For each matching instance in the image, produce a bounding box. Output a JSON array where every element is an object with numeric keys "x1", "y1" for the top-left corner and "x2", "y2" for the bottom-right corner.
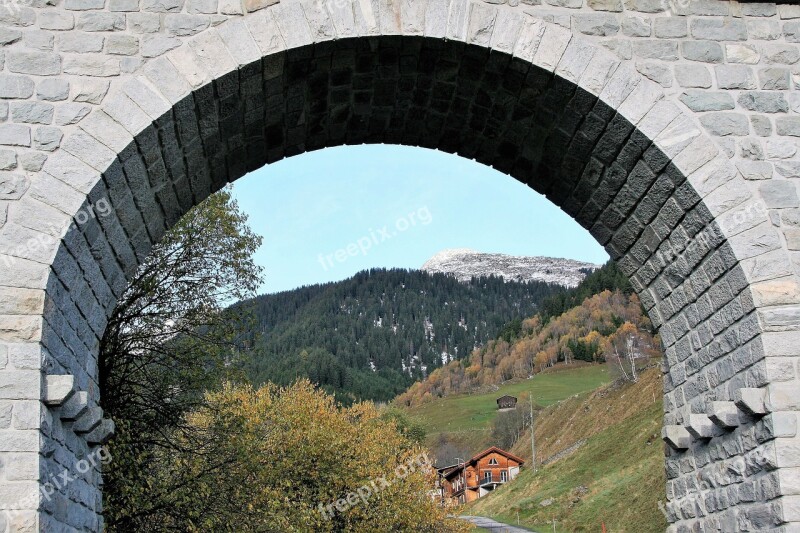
[{"x1": 0, "y1": 0, "x2": 799, "y2": 530}]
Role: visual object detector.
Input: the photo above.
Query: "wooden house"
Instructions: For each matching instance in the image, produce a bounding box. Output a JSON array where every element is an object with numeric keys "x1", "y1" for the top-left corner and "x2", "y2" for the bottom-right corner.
[{"x1": 438, "y1": 446, "x2": 525, "y2": 503}]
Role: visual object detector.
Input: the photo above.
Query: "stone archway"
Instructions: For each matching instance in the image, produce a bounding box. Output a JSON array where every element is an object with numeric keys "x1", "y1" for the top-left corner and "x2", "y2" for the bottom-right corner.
[{"x1": 0, "y1": 1, "x2": 799, "y2": 531}]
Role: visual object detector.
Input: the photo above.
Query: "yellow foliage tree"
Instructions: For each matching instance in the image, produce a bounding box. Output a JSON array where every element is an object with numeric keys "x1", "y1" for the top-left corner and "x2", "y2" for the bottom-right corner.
[{"x1": 122, "y1": 380, "x2": 469, "y2": 532}]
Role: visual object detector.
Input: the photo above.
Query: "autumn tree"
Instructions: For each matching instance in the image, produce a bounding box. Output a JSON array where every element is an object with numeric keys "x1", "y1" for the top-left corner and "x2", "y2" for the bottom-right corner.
[
  {"x1": 491, "y1": 399, "x2": 534, "y2": 449},
  {"x1": 380, "y1": 407, "x2": 428, "y2": 444},
  {"x1": 602, "y1": 321, "x2": 660, "y2": 383},
  {"x1": 432, "y1": 434, "x2": 472, "y2": 468},
  {"x1": 100, "y1": 188, "x2": 264, "y2": 529},
  {"x1": 125, "y1": 380, "x2": 470, "y2": 532}
]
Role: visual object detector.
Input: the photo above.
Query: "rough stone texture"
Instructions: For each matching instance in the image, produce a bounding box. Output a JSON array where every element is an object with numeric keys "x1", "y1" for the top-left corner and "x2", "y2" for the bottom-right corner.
[
  {"x1": 680, "y1": 91, "x2": 735, "y2": 112},
  {"x1": 0, "y1": 1, "x2": 798, "y2": 532}
]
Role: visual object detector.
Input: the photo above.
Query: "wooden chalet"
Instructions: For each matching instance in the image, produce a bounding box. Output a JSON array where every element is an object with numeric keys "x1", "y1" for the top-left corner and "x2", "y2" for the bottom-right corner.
[{"x1": 437, "y1": 446, "x2": 525, "y2": 503}]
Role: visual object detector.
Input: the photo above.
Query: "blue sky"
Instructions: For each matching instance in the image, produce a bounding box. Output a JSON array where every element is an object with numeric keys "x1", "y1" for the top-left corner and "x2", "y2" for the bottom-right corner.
[{"x1": 231, "y1": 145, "x2": 609, "y2": 294}]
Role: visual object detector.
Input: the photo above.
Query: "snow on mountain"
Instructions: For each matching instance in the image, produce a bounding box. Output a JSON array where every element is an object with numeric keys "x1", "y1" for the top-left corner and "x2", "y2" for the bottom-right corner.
[{"x1": 422, "y1": 249, "x2": 601, "y2": 288}]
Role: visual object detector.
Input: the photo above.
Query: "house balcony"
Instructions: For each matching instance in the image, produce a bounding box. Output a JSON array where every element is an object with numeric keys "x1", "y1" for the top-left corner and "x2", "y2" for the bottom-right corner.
[{"x1": 468, "y1": 475, "x2": 508, "y2": 489}]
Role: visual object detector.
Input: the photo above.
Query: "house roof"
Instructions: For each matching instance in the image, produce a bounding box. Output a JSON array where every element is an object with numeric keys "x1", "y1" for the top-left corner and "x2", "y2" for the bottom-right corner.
[
  {"x1": 441, "y1": 463, "x2": 467, "y2": 480},
  {"x1": 469, "y1": 446, "x2": 526, "y2": 465},
  {"x1": 436, "y1": 464, "x2": 462, "y2": 475},
  {"x1": 496, "y1": 395, "x2": 517, "y2": 402}
]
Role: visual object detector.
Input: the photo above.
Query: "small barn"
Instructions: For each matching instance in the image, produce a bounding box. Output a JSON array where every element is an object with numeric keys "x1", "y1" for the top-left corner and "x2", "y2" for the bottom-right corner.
[{"x1": 496, "y1": 395, "x2": 517, "y2": 410}]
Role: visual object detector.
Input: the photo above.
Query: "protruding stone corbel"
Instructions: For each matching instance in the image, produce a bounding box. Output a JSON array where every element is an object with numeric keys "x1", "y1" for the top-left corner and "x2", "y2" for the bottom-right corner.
[
  {"x1": 73, "y1": 407, "x2": 103, "y2": 434},
  {"x1": 734, "y1": 388, "x2": 768, "y2": 417},
  {"x1": 709, "y1": 401, "x2": 740, "y2": 430},
  {"x1": 60, "y1": 391, "x2": 88, "y2": 421},
  {"x1": 686, "y1": 414, "x2": 715, "y2": 440},
  {"x1": 44, "y1": 375, "x2": 75, "y2": 406},
  {"x1": 663, "y1": 425, "x2": 691, "y2": 451},
  {"x1": 86, "y1": 419, "x2": 115, "y2": 445}
]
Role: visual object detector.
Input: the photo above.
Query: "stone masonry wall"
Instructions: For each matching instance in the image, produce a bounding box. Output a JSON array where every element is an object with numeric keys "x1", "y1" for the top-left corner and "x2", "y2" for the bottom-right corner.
[{"x1": 0, "y1": 0, "x2": 800, "y2": 532}]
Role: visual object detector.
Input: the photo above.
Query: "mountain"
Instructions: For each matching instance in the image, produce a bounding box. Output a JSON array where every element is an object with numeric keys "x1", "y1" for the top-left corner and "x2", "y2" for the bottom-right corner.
[
  {"x1": 394, "y1": 261, "x2": 654, "y2": 408},
  {"x1": 396, "y1": 260, "x2": 667, "y2": 530},
  {"x1": 422, "y1": 249, "x2": 601, "y2": 288},
  {"x1": 241, "y1": 269, "x2": 566, "y2": 403}
]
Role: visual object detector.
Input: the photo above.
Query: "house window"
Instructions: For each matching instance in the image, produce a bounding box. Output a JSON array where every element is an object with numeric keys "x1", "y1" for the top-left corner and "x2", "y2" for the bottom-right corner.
[
  {"x1": 501, "y1": 470, "x2": 508, "y2": 482},
  {"x1": 484, "y1": 471, "x2": 492, "y2": 482},
  {"x1": 488, "y1": 458, "x2": 498, "y2": 465}
]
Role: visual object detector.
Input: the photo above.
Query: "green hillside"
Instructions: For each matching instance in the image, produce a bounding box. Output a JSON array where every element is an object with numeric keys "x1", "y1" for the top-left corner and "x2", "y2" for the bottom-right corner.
[
  {"x1": 469, "y1": 369, "x2": 667, "y2": 532},
  {"x1": 405, "y1": 364, "x2": 609, "y2": 453},
  {"x1": 394, "y1": 260, "x2": 666, "y2": 531}
]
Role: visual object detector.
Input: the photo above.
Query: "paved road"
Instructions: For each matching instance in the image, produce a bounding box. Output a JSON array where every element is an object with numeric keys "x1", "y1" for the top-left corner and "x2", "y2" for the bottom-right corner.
[{"x1": 460, "y1": 515, "x2": 537, "y2": 532}]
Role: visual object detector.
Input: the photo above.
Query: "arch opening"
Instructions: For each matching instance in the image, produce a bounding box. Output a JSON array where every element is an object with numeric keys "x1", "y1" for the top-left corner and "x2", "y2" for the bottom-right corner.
[{"x1": 36, "y1": 33, "x2": 773, "y2": 531}]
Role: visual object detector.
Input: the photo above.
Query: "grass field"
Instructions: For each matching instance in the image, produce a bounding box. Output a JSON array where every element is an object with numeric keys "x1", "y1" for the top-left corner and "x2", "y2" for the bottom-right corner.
[
  {"x1": 405, "y1": 364, "x2": 610, "y2": 452},
  {"x1": 469, "y1": 369, "x2": 667, "y2": 532},
  {"x1": 401, "y1": 364, "x2": 666, "y2": 531}
]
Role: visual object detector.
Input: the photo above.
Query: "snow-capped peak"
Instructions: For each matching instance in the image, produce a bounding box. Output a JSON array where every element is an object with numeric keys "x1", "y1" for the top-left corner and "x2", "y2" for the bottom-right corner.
[{"x1": 422, "y1": 249, "x2": 601, "y2": 288}]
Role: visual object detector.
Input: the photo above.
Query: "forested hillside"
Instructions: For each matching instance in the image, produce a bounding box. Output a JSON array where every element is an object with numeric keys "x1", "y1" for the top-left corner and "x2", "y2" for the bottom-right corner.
[
  {"x1": 242, "y1": 269, "x2": 565, "y2": 402},
  {"x1": 395, "y1": 263, "x2": 660, "y2": 407}
]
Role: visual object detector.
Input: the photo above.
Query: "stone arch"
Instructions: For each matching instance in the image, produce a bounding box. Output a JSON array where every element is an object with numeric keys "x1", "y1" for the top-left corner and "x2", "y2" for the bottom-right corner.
[{"x1": 1, "y1": 1, "x2": 799, "y2": 531}]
